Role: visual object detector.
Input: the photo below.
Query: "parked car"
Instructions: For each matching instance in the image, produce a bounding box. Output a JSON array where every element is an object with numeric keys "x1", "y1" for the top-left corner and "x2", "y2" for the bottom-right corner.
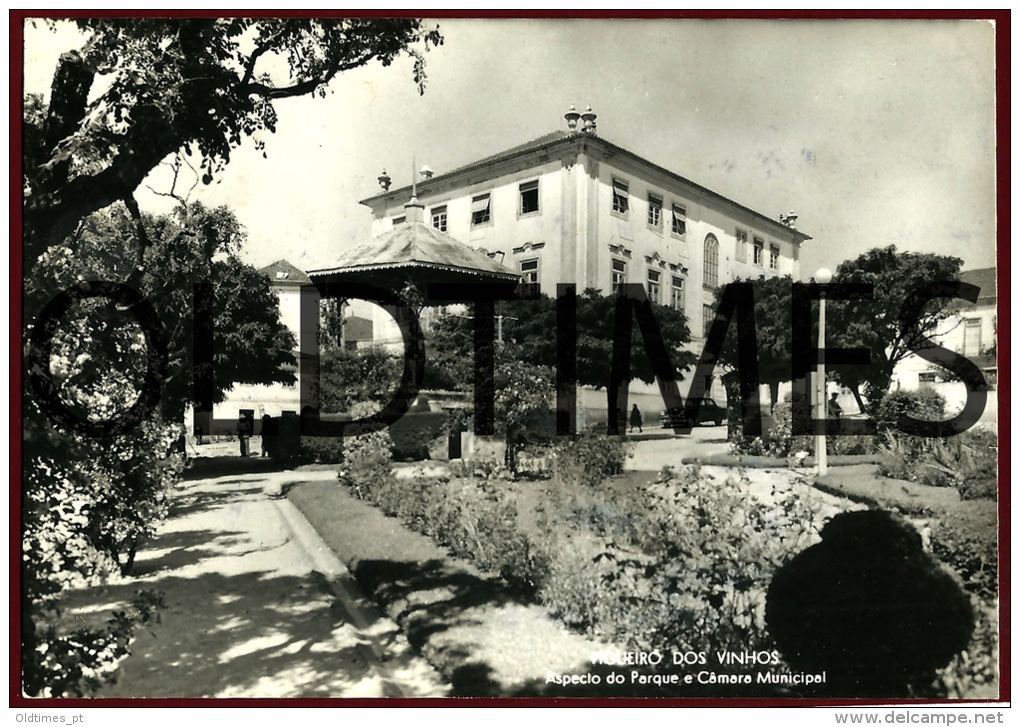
[{"x1": 660, "y1": 397, "x2": 728, "y2": 427}]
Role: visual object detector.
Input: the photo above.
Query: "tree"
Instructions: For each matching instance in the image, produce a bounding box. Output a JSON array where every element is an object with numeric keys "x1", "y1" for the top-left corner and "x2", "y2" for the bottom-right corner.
[
  {"x1": 492, "y1": 353, "x2": 555, "y2": 474},
  {"x1": 20, "y1": 17, "x2": 443, "y2": 696},
  {"x1": 318, "y1": 346, "x2": 402, "y2": 413},
  {"x1": 423, "y1": 288, "x2": 695, "y2": 430},
  {"x1": 33, "y1": 202, "x2": 298, "y2": 424},
  {"x1": 710, "y1": 275, "x2": 795, "y2": 412},
  {"x1": 23, "y1": 18, "x2": 443, "y2": 276},
  {"x1": 826, "y1": 246, "x2": 964, "y2": 413},
  {"x1": 21, "y1": 202, "x2": 298, "y2": 696}
]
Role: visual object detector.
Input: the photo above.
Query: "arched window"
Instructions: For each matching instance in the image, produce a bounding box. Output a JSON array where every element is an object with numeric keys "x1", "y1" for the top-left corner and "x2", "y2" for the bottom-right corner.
[{"x1": 703, "y1": 234, "x2": 719, "y2": 288}]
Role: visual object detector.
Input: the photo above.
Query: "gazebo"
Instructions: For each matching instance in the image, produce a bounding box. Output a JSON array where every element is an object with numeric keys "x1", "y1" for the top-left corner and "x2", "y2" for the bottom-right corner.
[{"x1": 305, "y1": 197, "x2": 519, "y2": 439}]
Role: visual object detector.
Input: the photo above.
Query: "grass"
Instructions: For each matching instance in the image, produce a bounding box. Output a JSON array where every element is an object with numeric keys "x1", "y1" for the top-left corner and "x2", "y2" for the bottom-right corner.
[{"x1": 286, "y1": 478, "x2": 625, "y2": 697}]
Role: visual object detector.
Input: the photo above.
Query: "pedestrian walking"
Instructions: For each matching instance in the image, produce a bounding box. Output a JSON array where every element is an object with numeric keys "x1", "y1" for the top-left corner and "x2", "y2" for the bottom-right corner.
[{"x1": 629, "y1": 404, "x2": 643, "y2": 434}]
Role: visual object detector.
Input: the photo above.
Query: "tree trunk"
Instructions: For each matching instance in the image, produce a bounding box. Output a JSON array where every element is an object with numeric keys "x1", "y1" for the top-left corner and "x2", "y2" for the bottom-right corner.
[
  {"x1": 850, "y1": 385, "x2": 867, "y2": 416},
  {"x1": 768, "y1": 380, "x2": 780, "y2": 414}
]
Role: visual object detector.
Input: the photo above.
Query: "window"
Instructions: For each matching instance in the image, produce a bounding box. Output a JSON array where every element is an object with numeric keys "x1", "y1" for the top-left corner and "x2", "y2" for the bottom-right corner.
[
  {"x1": 647, "y1": 269, "x2": 661, "y2": 303},
  {"x1": 612, "y1": 178, "x2": 629, "y2": 215},
  {"x1": 648, "y1": 194, "x2": 663, "y2": 228},
  {"x1": 769, "y1": 244, "x2": 780, "y2": 270},
  {"x1": 471, "y1": 193, "x2": 491, "y2": 226},
  {"x1": 963, "y1": 318, "x2": 982, "y2": 356},
  {"x1": 703, "y1": 304, "x2": 714, "y2": 338},
  {"x1": 918, "y1": 372, "x2": 937, "y2": 384},
  {"x1": 431, "y1": 205, "x2": 447, "y2": 232},
  {"x1": 611, "y1": 258, "x2": 627, "y2": 289},
  {"x1": 392, "y1": 215, "x2": 406, "y2": 225},
  {"x1": 753, "y1": 237, "x2": 764, "y2": 266},
  {"x1": 703, "y1": 234, "x2": 719, "y2": 288},
  {"x1": 519, "y1": 180, "x2": 539, "y2": 216},
  {"x1": 671, "y1": 276, "x2": 685, "y2": 311},
  {"x1": 672, "y1": 204, "x2": 687, "y2": 236},
  {"x1": 735, "y1": 229, "x2": 748, "y2": 262},
  {"x1": 520, "y1": 258, "x2": 539, "y2": 285}
]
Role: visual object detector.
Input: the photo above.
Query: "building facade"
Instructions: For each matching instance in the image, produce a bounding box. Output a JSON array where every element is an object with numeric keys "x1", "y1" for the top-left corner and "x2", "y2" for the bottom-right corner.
[{"x1": 361, "y1": 117, "x2": 811, "y2": 350}]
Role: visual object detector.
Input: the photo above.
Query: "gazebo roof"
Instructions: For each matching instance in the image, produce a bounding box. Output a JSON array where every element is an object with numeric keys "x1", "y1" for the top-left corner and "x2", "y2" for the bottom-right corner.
[{"x1": 308, "y1": 204, "x2": 519, "y2": 297}]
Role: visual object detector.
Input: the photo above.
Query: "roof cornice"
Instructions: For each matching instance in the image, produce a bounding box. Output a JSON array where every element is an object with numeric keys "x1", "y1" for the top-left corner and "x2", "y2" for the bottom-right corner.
[{"x1": 360, "y1": 132, "x2": 812, "y2": 243}]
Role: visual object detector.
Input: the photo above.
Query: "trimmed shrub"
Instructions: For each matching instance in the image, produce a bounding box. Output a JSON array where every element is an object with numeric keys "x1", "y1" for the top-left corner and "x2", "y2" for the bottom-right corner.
[
  {"x1": 730, "y1": 397, "x2": 813, "y2": 458},
  {"x1": 298, "y1": 435, "x2": 344, "y2": 464},
  {"x1": 389, "y1": 411, "x2": 449, "y2": 461},
  {"x1": 551, "y1": 428, "x2": 631, "y2": 490},
  {"x1": 874, "y1": 389, "x2": 947, "y2": 434},
  {"x1": 347, "y1": 468, "x2": 548, "y2": 597}
]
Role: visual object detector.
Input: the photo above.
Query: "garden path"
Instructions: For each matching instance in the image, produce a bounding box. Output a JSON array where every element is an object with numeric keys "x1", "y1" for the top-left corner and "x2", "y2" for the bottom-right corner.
[{"x1": 73, "y1": 456, "x2": 449, "y2": 698}]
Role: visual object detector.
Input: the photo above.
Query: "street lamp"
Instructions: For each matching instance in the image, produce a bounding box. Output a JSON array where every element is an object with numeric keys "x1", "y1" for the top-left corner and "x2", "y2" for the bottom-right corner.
[{"x1": 815, "y1": 267, "x2": 833, "y2": 475}]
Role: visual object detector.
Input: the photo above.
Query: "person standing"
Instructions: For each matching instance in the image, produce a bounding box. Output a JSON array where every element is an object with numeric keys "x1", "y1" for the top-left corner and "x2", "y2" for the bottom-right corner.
[
  {"x1": 827, "y1": 392, "x2": 843, "y2": 419},
  {"x1": 629, "y1": 404, "x2": 643, "y2": 434},
  {"x1": 237, "y1": 411, "x2": 254, "y2": 457}
]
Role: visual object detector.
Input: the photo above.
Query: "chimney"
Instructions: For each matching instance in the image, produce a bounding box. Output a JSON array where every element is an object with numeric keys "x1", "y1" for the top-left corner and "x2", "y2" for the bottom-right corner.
[{"x1": 420, "y1": 165, "x2": 434, "y2": 180}]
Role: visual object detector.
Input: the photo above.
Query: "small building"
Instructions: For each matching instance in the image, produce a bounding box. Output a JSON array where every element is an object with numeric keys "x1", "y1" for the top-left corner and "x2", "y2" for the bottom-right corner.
[
  {"x1": 891, "y1": 267, "x2": 997, "y2": 421},
  {"x1": 189, "y1": 258, "x2": 318, "y2": 434}
]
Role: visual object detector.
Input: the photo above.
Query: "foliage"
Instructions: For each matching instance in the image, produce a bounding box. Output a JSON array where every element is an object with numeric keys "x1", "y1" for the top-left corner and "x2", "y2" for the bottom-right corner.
[
  {"x1": 729, "y1": 398, "x2": 814, "y2": 458},
  {"x1": 389, "y1": 411, "x2": 449, "y2": 461},
  {"x1": 318, "y1": 298, "x2": 347, "y2": 352},
  {"x1": 336, "y1": 403, "x2": 394, "y2": 498},
  {"x1": 551, "y1": 428, "x2": 631, "y2": 490},
  {"x1": 710, "y1": 275, "x2": 795, "y2": 410},
  {"x1": 297, "y1": 434, "x2": 345, "y2": 465},
  {"x1": 928, "y1": 501, "x2": 998, "y2": 600},
  {"x1": 422, "y1": 311, "x2": 474, "y2": 391},
  {"x1": 22, "y1": 400, "x2": 182, "y2": 696},
  {"x1": 24, "y1": 18, "x2": 443, "y2": 273},
  {"x1": 877, "y1": 428, "x2": 997, "y2": 492},
  {"x1": 424, "y1": 288, "x2": 696, "y2": 399},
  {"x1": 29, "y1": 202, "x2": 298, "y2": 421},
  {"x1": 873, "y1": 388, "x2": 947, "y2": 434},
  {"x1": 540, "y1": 466, "x2": 830, "y2": 655},
  {"x1": 494, "y1": 357, "x2": 556, "y2": 474},
  {"x1": 318, "y1": 346, "x2": 402, "y2": 413},
  {"x1": 23, "y1": 590, "x2": 166, "y2": 698},
  {"x1": 827, "y1": 247, "x2": 964, "y2": 411},
  {"x1": 935, "y1": 599, "x2": 999, "y2": 699},
  {"x1": 354, "y1": 471, "x2": 548, "y2": 597}
]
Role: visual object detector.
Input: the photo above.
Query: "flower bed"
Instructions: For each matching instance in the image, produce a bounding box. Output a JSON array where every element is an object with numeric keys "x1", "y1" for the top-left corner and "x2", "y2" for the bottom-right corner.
[{"x1": 329, "y1": 422, "x2": 997, "y2": 698}]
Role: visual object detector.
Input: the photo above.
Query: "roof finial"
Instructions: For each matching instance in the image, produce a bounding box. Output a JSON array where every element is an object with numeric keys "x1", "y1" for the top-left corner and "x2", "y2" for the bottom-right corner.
[{"x1": 565, "y1": 103, "x2": 580, "y2": 131}]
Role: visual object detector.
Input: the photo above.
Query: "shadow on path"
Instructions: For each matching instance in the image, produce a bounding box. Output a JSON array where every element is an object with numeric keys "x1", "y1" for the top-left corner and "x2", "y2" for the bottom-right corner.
[{"x1": 55, "y1": 468, "x2": 444, "y2": 698}]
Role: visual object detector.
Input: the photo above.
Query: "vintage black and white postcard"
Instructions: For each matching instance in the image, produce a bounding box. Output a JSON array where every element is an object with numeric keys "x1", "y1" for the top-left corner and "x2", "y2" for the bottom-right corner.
[{"x1": 14, "y1": 12, "x2": 1006, "y2": 714}]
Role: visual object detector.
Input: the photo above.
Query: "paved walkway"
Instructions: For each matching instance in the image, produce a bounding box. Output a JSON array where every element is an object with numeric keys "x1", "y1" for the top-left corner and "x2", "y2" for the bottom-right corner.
[{"x1": 78, "y1": 458, "x2": 448, "y2": 698}]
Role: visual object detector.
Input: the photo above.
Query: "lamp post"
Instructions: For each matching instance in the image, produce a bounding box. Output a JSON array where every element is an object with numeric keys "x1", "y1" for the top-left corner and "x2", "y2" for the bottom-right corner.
[{"x1": 815, "y1": 267, "x2": 833, "y2": 475}]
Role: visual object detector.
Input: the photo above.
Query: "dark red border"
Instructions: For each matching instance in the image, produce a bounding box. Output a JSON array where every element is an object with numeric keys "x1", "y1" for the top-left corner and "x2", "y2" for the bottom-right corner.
[{"x1": 10, "y1": 9, "x2": 1010, "y2": 709}]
